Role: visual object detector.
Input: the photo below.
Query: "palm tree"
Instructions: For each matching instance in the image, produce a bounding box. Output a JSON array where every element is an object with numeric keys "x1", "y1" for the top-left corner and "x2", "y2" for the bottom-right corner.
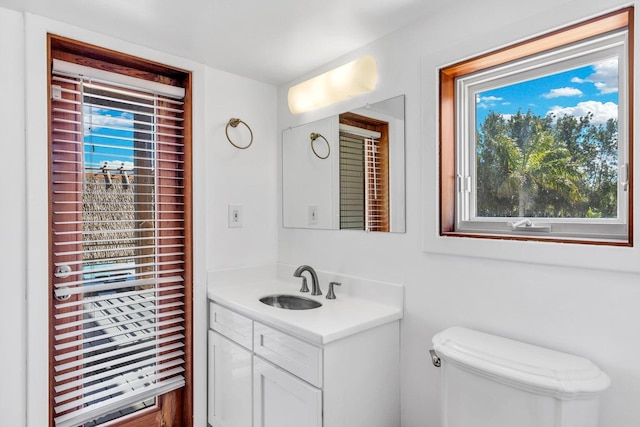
[
  {"x1": 512, "y1": 126, "x2": 584, "y2": 217},
  {"x1": 477, "y1": 111, "x2": 585, "y2": 217}
]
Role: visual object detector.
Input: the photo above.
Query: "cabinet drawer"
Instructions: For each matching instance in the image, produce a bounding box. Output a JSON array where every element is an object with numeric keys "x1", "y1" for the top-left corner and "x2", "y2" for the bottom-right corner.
[
  {"x1": 254, "y1": 322, "x2": 323, "y2": 387},
  {"x1": 209, "y1": 302, "x2": 253, "y2": 350}
]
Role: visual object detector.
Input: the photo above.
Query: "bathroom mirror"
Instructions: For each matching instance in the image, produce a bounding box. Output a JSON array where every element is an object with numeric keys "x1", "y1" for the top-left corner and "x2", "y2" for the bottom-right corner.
[{"x1": 283, "y1": 95, "x2": 405, "y2": 232}]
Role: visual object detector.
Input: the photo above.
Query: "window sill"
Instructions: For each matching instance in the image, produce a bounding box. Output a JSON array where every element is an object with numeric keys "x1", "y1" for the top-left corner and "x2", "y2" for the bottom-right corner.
[
  {"x1": 424, "y1": 228, "x2": 639, "y2": 273},
  {"x1": 441, "y1": 230, "x2": 631, "y2": 247}
]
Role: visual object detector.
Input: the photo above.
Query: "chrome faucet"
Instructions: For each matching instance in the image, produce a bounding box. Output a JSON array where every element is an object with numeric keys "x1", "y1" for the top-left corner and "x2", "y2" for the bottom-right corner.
[{"x1": 293, "y1": 265, "x2": 322, "y2": 296}]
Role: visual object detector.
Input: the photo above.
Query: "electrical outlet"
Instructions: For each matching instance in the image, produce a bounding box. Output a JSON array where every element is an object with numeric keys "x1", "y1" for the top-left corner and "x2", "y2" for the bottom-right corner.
[
  {"x1": 308, "y1": 205, "x2": 318, "y2": 225},
  {"x1": 228, "y1": 205, "x2": 243, "y2": 228}
]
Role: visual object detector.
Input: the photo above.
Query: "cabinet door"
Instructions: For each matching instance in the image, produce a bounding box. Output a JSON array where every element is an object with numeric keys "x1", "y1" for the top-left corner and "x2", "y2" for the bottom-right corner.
[
  {"x1": 253, "y1": 357, "x2": 322, "y2": 427},
  {"x1": 208, "y1": 330, "x2": 253, "y2": 427}
]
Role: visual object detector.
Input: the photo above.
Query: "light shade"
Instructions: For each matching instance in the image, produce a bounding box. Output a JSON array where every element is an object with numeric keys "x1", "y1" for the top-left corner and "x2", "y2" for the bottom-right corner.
[{"x1": 287, "y1": 56, "x2": 378, "y2": 114}]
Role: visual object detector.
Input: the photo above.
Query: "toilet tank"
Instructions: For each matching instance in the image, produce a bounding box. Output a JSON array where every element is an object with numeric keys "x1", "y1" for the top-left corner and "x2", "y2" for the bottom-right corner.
[{"x1": 432, "y1": 327, "x2": 610, "y2": 427}]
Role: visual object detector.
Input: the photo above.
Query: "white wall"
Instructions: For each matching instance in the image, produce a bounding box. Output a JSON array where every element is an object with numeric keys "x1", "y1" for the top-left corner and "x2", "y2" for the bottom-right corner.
[
  {"x1": 0, "y1": 7, "x2": 26, "y2": 427},
  {"x1": 204, "y1": 68, "x2": 278, "y2": 270},
  {"x1": 0, "y1": 6, "x2": 278, "y2": 426},
  {"x1": 276, "y1": 1, "x2": 640, "y2": 426}
]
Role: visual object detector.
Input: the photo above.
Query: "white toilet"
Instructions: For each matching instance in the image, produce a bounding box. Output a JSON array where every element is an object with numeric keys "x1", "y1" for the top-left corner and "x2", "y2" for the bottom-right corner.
[{"x1": 432, "y1": 327, "x2": 611, "y2": 427}]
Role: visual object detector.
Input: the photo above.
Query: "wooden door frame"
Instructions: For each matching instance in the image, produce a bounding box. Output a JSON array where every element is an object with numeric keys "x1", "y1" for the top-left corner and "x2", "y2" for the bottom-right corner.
[{"x1": 47, "y1": 34, "x2": 193, "y2": 427}]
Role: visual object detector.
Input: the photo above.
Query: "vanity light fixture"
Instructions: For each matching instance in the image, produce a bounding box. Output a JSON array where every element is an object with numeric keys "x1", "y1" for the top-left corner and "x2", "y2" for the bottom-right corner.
[{"x1": 287, "y1": 55, "x2": 378, "y2": 114}]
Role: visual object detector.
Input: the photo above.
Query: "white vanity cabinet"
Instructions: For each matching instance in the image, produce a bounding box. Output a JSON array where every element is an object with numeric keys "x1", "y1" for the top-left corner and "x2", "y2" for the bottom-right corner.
[{"x1": 207, "y1": 300, "x2": 400, "y2": 427}]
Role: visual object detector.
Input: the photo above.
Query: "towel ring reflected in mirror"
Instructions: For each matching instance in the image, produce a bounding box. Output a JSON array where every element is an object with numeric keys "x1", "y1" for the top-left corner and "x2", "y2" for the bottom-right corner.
[
  {"x1": 226, "y1": 117, "x2": 254, "y2": 149},
  {"x1": 310, "y1": 132, "x2": 330, "y2": 159}
]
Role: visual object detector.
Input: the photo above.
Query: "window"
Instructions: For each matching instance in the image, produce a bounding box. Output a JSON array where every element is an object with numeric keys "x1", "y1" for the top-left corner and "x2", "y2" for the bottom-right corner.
[
  {"x1": 339, "y1": 112, "x2": 390, "y2": 231},
  {"x1": 49, "y1": 36, "x2": 192, "y2": 427},
  {"x1": 439, "y1": 8, "x2": 633, "y2": 245}
]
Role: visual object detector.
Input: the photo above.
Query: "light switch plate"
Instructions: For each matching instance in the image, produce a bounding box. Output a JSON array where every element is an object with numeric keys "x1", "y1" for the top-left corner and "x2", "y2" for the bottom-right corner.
[
  {"x1": 308, "y1": 205, "x2": 318, "y2": 225},
  {"x1": 229, "y1": 205, "x2": 243, "y2": 228}
]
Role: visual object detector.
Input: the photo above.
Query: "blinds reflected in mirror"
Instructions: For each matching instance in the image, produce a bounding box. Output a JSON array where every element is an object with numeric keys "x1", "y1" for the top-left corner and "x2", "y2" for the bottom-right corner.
[{"x1": 339, "y1": 127, "x2": 389, "y2": 232}]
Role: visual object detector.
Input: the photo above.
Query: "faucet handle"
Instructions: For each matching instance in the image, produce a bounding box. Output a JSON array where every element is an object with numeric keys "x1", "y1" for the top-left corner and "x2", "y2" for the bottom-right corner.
[
  {"x1": 299, "y1": 276, "x2": 309, "y2": 293},
  {"x1": 326, "y1": 282, "x2": 341, "y2": 299}
]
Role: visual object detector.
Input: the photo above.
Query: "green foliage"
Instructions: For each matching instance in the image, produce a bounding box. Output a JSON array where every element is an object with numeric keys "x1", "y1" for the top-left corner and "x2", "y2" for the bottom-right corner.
[
  {"x1": 475, "y1": 109, "x2": 618, "y2": 218},
  {"x1": 586, "y1": 207, "x2": 602, "y2": 218}
]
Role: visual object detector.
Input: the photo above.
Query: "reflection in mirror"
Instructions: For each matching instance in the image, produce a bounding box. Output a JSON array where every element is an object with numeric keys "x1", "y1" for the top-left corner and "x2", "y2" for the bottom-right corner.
[{"x1": 282, "y1": 95, "x2": 405, "y2": 232}]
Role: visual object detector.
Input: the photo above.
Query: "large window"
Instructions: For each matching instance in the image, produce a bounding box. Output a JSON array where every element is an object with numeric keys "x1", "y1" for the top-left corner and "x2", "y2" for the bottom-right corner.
[{"x1": 439, "y1": 8, "x2": 633, "y2": 245}]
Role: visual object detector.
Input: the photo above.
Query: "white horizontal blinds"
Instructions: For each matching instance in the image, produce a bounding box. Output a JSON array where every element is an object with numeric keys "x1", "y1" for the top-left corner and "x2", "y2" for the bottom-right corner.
[
  {"x1": 363, "y1": 138, "x2": 380, "y2": 231},
  {"x1": 364, "y1": 137, "x2": 386, "y2": 232},
  {"x1": 339, "y1": 132, "x2": 366, "y2": 230},
  {"x1": 53, "y1": 59, "x2": 186, "y2": 99},
  {"x1": 339, "y1": 130, "x2": 389, "y2": 232},
  {"x1": 51, "y1": 63, "x2": 186, "y2": 427}
]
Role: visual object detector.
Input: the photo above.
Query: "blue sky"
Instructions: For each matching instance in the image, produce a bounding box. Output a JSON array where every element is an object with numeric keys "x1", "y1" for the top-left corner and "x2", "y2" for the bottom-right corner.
[
  {"x1": 476, "y1": 58, "x2": 619, "y2": 127},
  {"x1": 84, "y1": 107, "x2": 136, "y2": 170}
]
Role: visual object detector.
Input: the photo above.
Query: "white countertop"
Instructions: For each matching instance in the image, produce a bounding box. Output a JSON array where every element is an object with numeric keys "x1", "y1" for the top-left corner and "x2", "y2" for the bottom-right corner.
[{"x1": 208, "y1": 276, "x2": 403, "y2": 346}]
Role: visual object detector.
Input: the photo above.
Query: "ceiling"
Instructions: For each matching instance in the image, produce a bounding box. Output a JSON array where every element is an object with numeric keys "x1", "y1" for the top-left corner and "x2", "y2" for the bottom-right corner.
[{"x1": 0, "y1": 0, "x2": 443, "y2": 85}]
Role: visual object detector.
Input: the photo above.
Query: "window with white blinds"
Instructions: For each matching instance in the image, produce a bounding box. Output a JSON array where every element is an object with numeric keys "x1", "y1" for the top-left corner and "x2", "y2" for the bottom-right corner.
[
  {"x1": 50, "y1": 59, "x2": 188, "y2": 427},
  {"x1": 339, "y1": 128, "x2": 388, "y2": 232}
]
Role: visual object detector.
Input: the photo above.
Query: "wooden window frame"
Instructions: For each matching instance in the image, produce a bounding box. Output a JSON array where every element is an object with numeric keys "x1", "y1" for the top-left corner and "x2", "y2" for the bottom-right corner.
[{"x1": 439, "y1": 7, "x2": 634, "y2": 246}]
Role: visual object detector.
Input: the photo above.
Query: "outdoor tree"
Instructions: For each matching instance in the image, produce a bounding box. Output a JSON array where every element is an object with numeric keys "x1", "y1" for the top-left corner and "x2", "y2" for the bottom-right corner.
[{"x1": 475, "y1": 109, "x2": 618, "y2": 218}]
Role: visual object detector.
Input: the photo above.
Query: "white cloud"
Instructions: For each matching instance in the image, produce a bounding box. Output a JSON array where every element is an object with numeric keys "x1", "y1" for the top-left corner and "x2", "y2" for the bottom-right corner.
[
  {"x1": 542, "y1": 87, "x2": 583, "y2": 98},
  {"x1": 476, "y1": 95, "x2": 504, "y2": 109},
  {"x1": 546, "y1": 100, "x2": 617, "y2": 125},
  {"x1": 571, "y1": 59, "x2": 618, "y2": 95},
  {"x1": 477, "y1": 95, "x2": 503, "y2": 103},
  {"x1": 84, "y1": 107, "x2": 134, "y2": 130}
]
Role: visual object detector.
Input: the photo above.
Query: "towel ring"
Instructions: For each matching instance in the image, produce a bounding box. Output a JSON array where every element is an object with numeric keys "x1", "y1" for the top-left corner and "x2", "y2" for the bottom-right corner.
[
  {"x1": 226, "y1": 118, "x2": 254, "y2": 149},
  {"x1": 310, "y1": 132, "x2": 330, "y2": 159}
]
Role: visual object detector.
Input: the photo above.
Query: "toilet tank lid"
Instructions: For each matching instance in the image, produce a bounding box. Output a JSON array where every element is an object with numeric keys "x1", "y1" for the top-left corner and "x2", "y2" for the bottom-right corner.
[{"x1": 432, "y1": 327, "x2": 610, "y2": 398}]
